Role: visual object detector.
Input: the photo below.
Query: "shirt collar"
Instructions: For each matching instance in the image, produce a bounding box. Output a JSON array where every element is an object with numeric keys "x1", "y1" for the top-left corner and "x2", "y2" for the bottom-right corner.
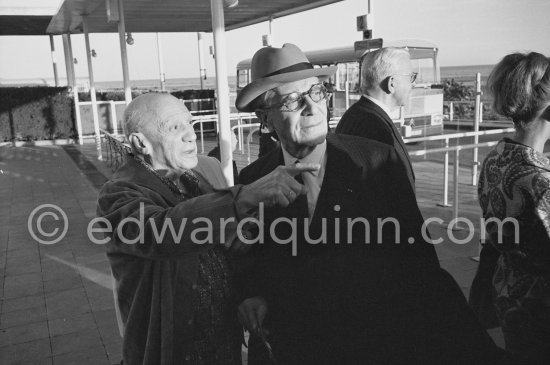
[
  {"x1": 363, "y1": 94, "x2": 392, "y2": 116},
  {"x1": 282, "y1": 140, "x2": 327, "y2": 177}
]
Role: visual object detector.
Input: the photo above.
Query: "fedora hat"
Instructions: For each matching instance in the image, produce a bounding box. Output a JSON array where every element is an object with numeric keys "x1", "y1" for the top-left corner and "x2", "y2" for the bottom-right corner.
[{"x1": 235, "y1": 43, "x2": 337, "y2": 112}]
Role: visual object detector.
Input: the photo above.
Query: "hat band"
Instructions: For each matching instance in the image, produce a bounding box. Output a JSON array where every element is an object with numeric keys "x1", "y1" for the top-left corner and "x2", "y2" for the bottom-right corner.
[{"x1": 262, "y1": 62, "x2": 314, "y2": 78}]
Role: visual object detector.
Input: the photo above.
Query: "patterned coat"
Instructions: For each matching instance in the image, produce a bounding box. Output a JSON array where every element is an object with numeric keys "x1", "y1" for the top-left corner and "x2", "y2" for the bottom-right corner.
[{"x1": 478, "y1": 138, "x2": 550, "y2": 360}]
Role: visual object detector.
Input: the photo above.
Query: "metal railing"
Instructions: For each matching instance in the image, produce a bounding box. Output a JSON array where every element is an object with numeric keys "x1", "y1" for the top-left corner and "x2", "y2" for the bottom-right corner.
[
  {"x1": 100, "y1": 129, "x2": 131, "y2": 172},
  {"x1": 79, "y1": 97, "x2": 221, "y2": 140},
  {"x1": 79, "y1": 100, "x2": 126, "y2": 138},
  {"x1": 408, "y1": 141, "x2": 502, "y2": 230},
  {"x1": 402, "y1": 127, "x2": 515, "y2": 207},
  {"x1": 237, "y1": 123, "x2": 261, "y2": 164},
  {"x1": 191, "y1": 112, "x2": 256, "y2": 153}
]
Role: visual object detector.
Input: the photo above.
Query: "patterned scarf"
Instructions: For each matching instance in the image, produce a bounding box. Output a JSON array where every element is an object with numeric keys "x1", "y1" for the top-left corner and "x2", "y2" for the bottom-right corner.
[{"x1": 133, "y1": 155, "x2": 201, "y2": 200}]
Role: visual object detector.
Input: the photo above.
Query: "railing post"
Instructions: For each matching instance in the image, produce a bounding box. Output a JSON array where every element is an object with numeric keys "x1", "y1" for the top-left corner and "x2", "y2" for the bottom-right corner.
[
  {"x1": 345, "y1": 80, "x2": 350, "y2": 110},
  {"x1": 451, "y1": 148, "x2": 463, "y2": 230},
  {"x1": 83, "y1": 17, "x2": 102, "y2": 160},
  {"x1": 247, "y1": 130, "x2": 252, "y2": 165},
  {"x1": 238, "y1": 115, "x2": 244, "y2": 153},
  {"x1": 109, "y1": 100, "x2": 118, "y2": 137},
  {"x1": 472, "y1": 72, "x2": 481, "y2": 186},
  {"x1": 200, "y1": 120, "x2": 205, "y2": 154},
  {"x1": 480, "y1": 101, "x2": 483, "y2": 123},
  {"x1": 449, "y1": 101, "x2": 453, "y2": 122},
  {"x1": 437, "y1": 138, "x2": 451, "y2": 207},
  {"x1": 73, "y1": 88, "x2": 83, "y2": 145}
]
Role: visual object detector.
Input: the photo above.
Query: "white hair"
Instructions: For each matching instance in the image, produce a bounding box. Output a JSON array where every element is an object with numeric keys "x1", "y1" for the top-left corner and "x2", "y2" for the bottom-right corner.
[{"x1": 360, "y1": 47, "x2": 410, "y2": 94}]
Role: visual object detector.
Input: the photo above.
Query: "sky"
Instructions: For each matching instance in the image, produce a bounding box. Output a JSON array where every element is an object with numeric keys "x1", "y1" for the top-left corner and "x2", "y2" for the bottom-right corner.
[{"x1": 0, "y1": 0, "x2": 549, "y2": 84}]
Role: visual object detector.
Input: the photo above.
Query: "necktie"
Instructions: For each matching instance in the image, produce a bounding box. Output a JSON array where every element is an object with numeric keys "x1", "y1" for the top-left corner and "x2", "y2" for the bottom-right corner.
[{"x1": 293, "y1": 161, "x2": 309, "y2": 219}]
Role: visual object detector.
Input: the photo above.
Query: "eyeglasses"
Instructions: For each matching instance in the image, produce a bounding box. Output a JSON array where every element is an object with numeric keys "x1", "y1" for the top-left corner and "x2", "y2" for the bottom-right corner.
[
  {"x1": 267, "y1": 83, "x2": 331, "y2": 112},
  {"x1": 391, "y1": 72, "x2": 418, "y2": 84}
]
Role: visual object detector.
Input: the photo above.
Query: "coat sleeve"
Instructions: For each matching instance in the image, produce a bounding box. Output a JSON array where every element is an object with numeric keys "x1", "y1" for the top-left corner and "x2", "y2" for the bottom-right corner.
[
  {"x1": 233, "y1": 165, "x2": 272, "y2": 303},
  {"x1": 97, "y1": 180, "x2": 247, "y2": 259}
]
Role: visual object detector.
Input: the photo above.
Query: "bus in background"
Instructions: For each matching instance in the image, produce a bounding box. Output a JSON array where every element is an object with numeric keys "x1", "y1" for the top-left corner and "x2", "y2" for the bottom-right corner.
[{"x1": 236, "y1": 40, "x2": 444, "y2": 138}]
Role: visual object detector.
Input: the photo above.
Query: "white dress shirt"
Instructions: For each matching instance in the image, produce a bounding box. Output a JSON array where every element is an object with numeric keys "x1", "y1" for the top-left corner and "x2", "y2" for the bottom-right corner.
[{"x1": 282, "y1": 140, "x2": 327, "y2": 219}]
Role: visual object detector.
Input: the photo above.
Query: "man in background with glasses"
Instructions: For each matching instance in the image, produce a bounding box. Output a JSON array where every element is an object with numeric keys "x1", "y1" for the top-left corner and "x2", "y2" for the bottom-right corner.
[
  {"x1": 336, "y1": 47, "x2": 417, "y2": 191},
  {"x1": 234, "y1": 43, "x2": 507, "y2": 364}
]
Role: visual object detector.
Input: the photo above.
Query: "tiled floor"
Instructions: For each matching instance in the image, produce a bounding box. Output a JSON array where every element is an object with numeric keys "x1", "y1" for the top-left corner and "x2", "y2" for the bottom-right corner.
[
  {"x1": 0, "y1": 145, "x2": 118, "y2": 364},
  {"x1": 0, "y1": 139, "x2": 503, "y2": 364}
]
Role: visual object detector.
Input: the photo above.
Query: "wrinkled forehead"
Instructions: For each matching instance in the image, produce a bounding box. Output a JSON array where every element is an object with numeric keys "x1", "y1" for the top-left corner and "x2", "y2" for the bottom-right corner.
[
  {"x1": 272, "y1": 77, "x2": 320, "y2": 97},
  {"x1": 159, "y1": 100, "x2": 192, "y2": 124},
  {"x1": 145, "y1": 98, "x2": 192, "y2": 136}
]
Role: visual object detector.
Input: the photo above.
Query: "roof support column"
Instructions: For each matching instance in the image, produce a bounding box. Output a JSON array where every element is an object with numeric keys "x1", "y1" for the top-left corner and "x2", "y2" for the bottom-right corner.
[
  {"x1": 117, "y1": 0, "x2": 132, "y2": 104},
  {"x1": 83, "y1": 17, "x2": 102, "y2": 160},
  {"x1": 197, "y1": 32, "x2": 206, "y2": 89},
  {"x1": 62, "y1": 33, "x2": 82, "y2": 145},
  {"x1": 268, "y1": 16, "x2": 275, "y2": 45},
  {"x1": 156, "y1": 33, "x2": 166, "y2": 92},
  {"x1": 62, "y1": 34, "x2": 75, "y2": 87},
  {"x1": 210, "y1": 0, "x2": 234, "y2": 186},
  {"x1": 49, "y1": 35, "x2": 59, "y2": 86}
]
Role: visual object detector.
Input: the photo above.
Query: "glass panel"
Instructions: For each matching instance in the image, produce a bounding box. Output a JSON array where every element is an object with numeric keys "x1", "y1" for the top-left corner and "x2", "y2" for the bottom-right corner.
[
  {"x1": 237, "y1": 69, "x2": 249, "y2": 88},
  {"x1": 347, "y1": 63, "x2": 360, "y2": 92},
  {"x1": 337, "y1": 64, "x2": 347, "y2": 90},
  {"x1": 411, "y1": 58, "x2": 436, "y2": 84},
  {"x1": 336, "y1": 63, "x2": 360, "y2": 92}
]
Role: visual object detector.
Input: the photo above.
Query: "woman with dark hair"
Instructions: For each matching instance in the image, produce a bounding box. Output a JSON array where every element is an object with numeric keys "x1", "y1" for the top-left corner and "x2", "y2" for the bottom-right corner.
[{"x1": 475, "y1": 52, "x2": 550, "y2": 363}]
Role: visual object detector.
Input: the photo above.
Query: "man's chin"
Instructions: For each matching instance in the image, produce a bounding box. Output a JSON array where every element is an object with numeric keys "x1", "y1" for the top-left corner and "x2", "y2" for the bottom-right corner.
[
  {"x1": 180, "y1": 155, "x2": 198, "y2": 171},
  {"x1": 298, "y1": 132, "x2": 327, "y2": 148}
]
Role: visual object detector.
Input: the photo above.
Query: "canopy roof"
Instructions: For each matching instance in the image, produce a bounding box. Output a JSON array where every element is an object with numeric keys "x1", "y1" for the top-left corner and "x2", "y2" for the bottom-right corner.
[
  {"x1": 46, "y1": 0, "x2": 343, "y2": 35},
  {"x1": 0, "y1": 1, "x2": 59, "y2": 35},
  {"x1": 0, "y1": 15, "x2": 53, "y2": 35}
]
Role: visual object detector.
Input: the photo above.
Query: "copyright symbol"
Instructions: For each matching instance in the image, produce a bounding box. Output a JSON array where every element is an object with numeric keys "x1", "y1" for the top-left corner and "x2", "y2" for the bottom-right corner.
[{"x1": 28, "y1": 204, "x2": 68, "y2": 245}]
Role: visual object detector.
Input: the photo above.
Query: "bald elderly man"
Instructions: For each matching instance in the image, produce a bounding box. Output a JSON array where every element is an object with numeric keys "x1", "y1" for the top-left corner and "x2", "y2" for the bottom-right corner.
[{"x1": 96, "y1": 93, "x2": 316, "y2": 365}]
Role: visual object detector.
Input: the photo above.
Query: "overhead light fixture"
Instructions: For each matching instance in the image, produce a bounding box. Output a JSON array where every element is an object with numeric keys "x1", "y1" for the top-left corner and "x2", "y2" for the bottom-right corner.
[
  {"x1": 126, "y1": 33, "x2": 134, "y2": 45},
  {"x1": 224, "y1": 0, "x2": 239, "y2": 8}
]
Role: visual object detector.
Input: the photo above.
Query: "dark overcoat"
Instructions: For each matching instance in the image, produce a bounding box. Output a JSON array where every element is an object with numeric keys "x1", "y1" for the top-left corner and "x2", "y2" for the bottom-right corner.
[
  {"x1": 238, "y1": 133, "x2": 505, "y2": 365},
  {"x1": 335, "y1": 96, "x2": 415, "y2": 191}
]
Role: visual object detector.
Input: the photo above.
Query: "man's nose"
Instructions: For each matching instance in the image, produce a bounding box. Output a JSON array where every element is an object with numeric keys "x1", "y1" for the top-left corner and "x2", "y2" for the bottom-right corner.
[
  {"x1": 300, "y1": 95, "x2": 316, "y2": 115},
  {"x1": 183, "y1": 123, "x2": 197, "y2": 142}
]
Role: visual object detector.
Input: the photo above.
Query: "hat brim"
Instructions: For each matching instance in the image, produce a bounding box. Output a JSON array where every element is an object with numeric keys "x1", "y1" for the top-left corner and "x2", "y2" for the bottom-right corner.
[{"x1": 235, "y1": 65, "x2": 338, "y2": 112}]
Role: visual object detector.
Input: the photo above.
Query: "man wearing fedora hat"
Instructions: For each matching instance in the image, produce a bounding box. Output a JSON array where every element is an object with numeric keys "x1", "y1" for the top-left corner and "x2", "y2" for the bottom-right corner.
[{"x1": 235, "y1": 44, "x2": 508, "y2": 364}]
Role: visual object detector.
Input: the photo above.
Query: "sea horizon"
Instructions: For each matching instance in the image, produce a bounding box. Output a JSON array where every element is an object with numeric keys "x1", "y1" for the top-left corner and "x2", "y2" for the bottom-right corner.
[{"x1": 0, "y1": 64, "x2": 495, "y2": 90}]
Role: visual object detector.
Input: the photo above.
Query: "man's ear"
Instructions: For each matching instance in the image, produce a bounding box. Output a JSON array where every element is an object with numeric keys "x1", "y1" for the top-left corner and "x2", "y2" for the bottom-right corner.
[
  {"x1": 129, "y1": 132, "x2": 150, "y2": 155},
  {"x1": 380, "y1": 76, "x2": 393, "y2": 95},
  {"x1": 255, "y1": 109, "x2": 274, "y2": 132}
]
